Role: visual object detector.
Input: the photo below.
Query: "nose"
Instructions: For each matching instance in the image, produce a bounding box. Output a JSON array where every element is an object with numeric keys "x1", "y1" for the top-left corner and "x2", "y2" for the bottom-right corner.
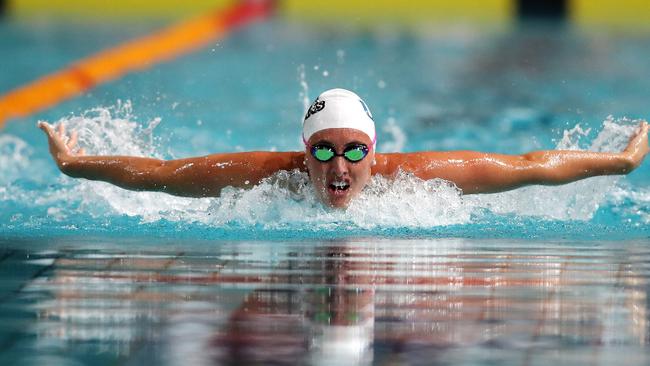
[{"x1": 329, "y1": 156, "x2": 349, "y2": 176}]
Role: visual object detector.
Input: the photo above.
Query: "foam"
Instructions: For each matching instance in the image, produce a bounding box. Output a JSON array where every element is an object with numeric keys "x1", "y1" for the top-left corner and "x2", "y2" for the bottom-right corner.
[
  {"x1": 609, "y1": 185, "x2": 650, "y2": 224},
  {"x1": 466, "y1": 116, "x2": 640, "y2": 221},
  {"x1": 2, "y1": 104, "x2": 646, "y2": 231},
  {"x1": 0, "y1": 134, "x2": 32, "y2": 184}
]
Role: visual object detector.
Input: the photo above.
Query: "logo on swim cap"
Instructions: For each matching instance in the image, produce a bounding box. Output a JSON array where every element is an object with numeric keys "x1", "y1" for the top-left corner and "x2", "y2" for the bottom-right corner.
[
  {"x1": 302, "y1": 88, "x2": 376, "y2": 146},
  {"x1": 304, "y1": 98, "x2": 325, "y2": 121},
  {"x1": 359, "y1": 99, "x2": 372, "y2": 120}
]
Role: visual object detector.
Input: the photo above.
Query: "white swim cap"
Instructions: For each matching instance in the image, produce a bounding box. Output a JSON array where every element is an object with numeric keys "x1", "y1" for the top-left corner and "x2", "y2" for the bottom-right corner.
[{"x1": 302, "y1": 88, "x2": 376, "y2": 145}]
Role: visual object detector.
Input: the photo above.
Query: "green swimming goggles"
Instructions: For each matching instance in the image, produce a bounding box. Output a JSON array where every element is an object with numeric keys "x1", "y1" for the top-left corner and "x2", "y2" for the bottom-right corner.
[{"x1": 310, "y1": 143, "x2": 370, "y2": 163}]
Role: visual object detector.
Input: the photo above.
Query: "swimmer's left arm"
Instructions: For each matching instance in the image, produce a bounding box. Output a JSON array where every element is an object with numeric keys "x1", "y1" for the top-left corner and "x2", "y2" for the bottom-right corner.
[{"x1": 374, "y1": 121, "x2": 648, "y2": 194}]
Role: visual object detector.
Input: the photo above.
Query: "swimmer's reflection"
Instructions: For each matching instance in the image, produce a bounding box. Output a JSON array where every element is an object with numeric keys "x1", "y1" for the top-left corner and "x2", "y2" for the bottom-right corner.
[
  {"x1": 208, "y1": 241, "x2": 650, "y2": 365},
  {"x1": 28, "y1": 242, "x2": 650, "y2": 364},
  {"x1": 212, "y1": 243, "x2": 374, "y2": 365}
]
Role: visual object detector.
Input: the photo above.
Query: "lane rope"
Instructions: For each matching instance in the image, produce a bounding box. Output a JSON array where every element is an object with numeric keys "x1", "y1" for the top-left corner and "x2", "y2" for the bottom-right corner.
[{"x1": 0, "y1": 0, "x2": 275, "y2": 129}]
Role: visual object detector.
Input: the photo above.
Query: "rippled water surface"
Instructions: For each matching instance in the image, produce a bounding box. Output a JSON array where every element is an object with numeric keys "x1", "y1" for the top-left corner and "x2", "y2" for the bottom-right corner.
[
  {"x1": 1, "y1": 20, "x2": 650, "y2": 238},
  {"x1": 1, "y1": 16, "x2": 650, "y2": 365},
  {"x1": 0, "y1": 238, "x2": 649, "y2": 365}
]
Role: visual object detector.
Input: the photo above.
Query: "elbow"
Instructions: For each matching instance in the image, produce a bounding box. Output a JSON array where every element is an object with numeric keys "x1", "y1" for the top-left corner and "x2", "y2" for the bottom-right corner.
[{"x1": 143, "y1": 163, "x2": 170, "y2": 192}]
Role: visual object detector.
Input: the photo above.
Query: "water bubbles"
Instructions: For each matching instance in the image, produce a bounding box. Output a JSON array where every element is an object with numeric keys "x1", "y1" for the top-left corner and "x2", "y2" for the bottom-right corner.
[
  {"x1": 557, "y1": 123, "x2": 591, "y2": 150},
  {"x1": 0, "y1": 135, "x2": 31, "y2": 184},
  {"x1": 297, "y1": 64, "x2": 310, "y2": 113},
  {"x1": 380, "y1": 117, "x2": 406, "y2": 153},
  {"x1": 3, "y1": 107, "x2": 646, "y2": 235},
  {"x1": 196, "y1": 170, "x2": 469, "y2": 229},
  {"x1": 49, "y1": 101, "x2": 161, "y2": 158},
  {"x1": 466, "y1": 117, "x2": 643, "y2": 221},
  {"x1": 322, "y1": 70, "x2": 329, "y2": 77},
  {"x1": 46, "y1": 207, "x2": 66, "y2": 221},
  {"x1": 336, "y1": 49, "x2": 345, "y2": 64}
]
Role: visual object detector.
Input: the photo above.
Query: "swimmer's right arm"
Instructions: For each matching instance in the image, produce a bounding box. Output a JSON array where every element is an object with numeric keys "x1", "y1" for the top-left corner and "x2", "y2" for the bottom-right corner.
[{"x1": 38, "y1": 122, "x2": 306, "y2": 197}]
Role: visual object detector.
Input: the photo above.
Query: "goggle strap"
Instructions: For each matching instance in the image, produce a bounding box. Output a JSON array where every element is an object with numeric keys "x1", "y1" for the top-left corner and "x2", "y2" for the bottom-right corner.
[{"x1": 303, "y1": 134, "x2": 376, "y2": 150}]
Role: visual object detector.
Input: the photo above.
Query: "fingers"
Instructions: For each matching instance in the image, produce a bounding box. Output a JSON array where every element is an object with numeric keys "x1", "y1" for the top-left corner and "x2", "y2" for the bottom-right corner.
[
  {"x1": 635, "y1": 121, "x2": 649, "y2": 145},
  {"x1": 38, "y1": 121, "x2": 55, "y2": 136},
  {"x1": 38, "y1": 122, "x2": 87, "y2": 157},
  {"x1": 624, "y1": 121, "x2": 650, "y2": 167},
  {"x1": 635, "y1": 120, "x2": 649, "y2": 138},
  {"x1": 67, "y1": 130, "x2": 78, "y2": 149}
]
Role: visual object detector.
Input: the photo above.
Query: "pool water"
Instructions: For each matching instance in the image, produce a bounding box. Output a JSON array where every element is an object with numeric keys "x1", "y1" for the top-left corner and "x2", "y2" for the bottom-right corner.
[
  {"x1": 1, "y1": 17, "x2": 649, "y2": 364},
  {"x1": 1, "y1": 237, "x2": 649, "y2": 365}
]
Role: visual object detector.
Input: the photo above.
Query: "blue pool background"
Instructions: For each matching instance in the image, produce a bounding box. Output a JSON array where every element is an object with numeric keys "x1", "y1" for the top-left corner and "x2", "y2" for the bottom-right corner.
[
  {"x1": 1, "y1": 13, "x2": 650, "y2": 366},
  {"x1": 1, "y1": 19, "x2": 649, "y2": 240}
]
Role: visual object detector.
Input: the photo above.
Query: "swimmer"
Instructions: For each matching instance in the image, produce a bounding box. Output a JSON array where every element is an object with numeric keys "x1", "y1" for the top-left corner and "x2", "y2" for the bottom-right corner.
[{"x1": 39, "y1": 88, "x2": 649, "y2": 208}]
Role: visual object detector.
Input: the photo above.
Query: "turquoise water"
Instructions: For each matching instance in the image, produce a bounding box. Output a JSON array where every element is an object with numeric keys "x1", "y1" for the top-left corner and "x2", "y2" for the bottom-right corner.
[
  {"x1": 1, "y1": 20, "x2": 649, "y2": 240},
  {"x1": 0, "y1": 18, "x2": 649, "y2": 365}
]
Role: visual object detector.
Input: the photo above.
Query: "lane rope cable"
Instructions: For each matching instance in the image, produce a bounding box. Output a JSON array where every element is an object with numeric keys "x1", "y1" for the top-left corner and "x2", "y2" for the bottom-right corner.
[{"x1": 0, "y1": 0, "x2": 275, "y2": 129}]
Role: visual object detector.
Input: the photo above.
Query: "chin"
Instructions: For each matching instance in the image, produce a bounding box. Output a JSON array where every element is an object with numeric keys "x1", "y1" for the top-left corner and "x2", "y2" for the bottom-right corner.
[
  {"x1": 328, "y1": 199, "x2": 351, "y2": 209},
  {"x1": 319, "y1": 192, "x2": 352, "y2": 209}
]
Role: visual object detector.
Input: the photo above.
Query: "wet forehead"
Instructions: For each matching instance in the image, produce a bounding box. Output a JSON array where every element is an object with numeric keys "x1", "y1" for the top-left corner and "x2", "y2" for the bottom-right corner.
[{"x1": 307, "y1": 128, "x2": 372, "y2": 147}]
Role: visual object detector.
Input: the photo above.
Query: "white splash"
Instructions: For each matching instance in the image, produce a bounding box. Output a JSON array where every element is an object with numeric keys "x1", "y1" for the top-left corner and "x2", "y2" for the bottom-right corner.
[
  {"x1": 5, "y1": 108, "x2": 646, "y2": 230},
  {"x1": 609, "y1": 185, "x2": 650, "y2": 224},
  {"x1": 0, "y1": 135, "x2": 32, "y2": 184},
  {"x1": 380, "y1": 117, "x2": 407, "y2": 153},
  {"x1": 45, "y1": 100, "x2": 162, "y2": 158},
  {"x1": 59, "y1": 103, "x2": 217, "y2": 223},
  {"x1": 195, "y1": 170, "x2": 468, "y2": 229},
  {"x1": 466, "y1": 116, "x2": 641, "y2": 220},
  {"x1": 297, "y1": 64, "x2": 310, "y2": 115}
]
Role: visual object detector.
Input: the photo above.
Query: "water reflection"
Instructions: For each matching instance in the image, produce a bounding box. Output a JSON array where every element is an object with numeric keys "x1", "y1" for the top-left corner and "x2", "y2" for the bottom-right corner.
[{"x1": 1, "y1": 239, "x2": 649, "y2": 365}]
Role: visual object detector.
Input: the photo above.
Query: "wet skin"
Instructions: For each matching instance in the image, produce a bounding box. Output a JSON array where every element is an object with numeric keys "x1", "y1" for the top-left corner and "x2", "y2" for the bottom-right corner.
[
  {"x1": 305, "y1": 128, "x2": 375, "y2": 208},
  {"x1": 39, "y1": 121, "x2": 648, "y2": 209}
]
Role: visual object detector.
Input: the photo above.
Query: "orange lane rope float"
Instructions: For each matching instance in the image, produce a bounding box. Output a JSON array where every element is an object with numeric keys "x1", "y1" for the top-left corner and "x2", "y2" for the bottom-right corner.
[{"x1": 0, "y1": 0, "x2": 275, "y2": 129}]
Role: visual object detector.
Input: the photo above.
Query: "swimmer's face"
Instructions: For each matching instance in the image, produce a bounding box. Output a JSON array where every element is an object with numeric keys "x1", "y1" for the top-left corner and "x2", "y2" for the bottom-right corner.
[{"x1": 305, "y1": 128, "x2": 374, "y2": 209}]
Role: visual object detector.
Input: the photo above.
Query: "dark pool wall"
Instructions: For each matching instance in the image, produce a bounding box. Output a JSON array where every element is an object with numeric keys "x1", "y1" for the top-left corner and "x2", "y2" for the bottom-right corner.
[{"x1": 517, "y1": 0, "x2": 567, "y2": 20}]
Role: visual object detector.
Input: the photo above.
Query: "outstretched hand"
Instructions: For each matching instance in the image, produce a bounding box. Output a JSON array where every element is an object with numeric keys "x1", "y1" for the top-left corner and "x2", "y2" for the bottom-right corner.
[
  {"x1": 37, "y1": 122, "x2": 85, "y2": 168},
  {"x1": 623, "y1": 121, "x2": 649, "y2": 171}
]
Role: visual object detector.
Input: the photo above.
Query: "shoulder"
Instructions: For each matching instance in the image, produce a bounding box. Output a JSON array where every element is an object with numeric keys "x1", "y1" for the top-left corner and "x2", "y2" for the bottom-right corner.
[
  {"x1": 235, "y1": 151, "x2": 307, "y2": 171},
  {"x1": 259, "y1": 151, "x2": 307, "y2": 172},
  {"x1": 189, "y1": 151, "x2": 306, "y2": 172},
  {"x1": 372, "y1": 152, "x2": 441, "y2": 175},
  {"x1": 372, "y1": 151, "x2": 477, "y2": 176}
]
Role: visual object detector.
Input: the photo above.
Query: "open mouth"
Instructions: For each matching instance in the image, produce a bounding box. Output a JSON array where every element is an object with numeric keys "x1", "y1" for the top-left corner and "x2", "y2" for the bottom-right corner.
[{"x1": 328, "y1": 181, "x2": 350, "y2": 193}]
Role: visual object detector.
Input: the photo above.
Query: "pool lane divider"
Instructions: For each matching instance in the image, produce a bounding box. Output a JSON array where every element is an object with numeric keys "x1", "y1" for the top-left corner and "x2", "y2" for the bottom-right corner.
[{"x1": 0, "y1": 0, "x2": 276, "y2": 129}]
